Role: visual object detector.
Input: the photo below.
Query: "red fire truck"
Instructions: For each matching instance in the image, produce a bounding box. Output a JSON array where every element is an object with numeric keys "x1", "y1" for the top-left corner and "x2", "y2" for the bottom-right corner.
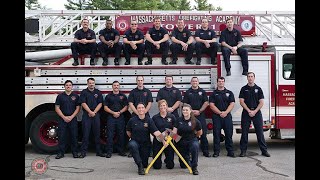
[{"x1": 25, "y1": 10, "x2": 295, "y2": 153}]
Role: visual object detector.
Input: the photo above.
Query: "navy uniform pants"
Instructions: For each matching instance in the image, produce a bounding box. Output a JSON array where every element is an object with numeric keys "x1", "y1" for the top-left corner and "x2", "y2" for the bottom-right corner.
[
  {"x1": 80, "y1": 113, "x2": 101, "y2": 155},
  {"x1": 221, "y1": 46, "x2": 248, "y2": 72},
  {"x1": 123, "y1": 44, "x2": 145, "y2": 63},
  {"x1": 97, "y1": 42, "x2": 122, "y2": 60},
  {"x1": 196, "y1": 113, "x2": 209, "y2": 155},
  {"x1": 195, "y1": 42, "x2": 218, "y2": 62},
  {"x1": 57, "y1": 117, "x2": 78, "y2": 155},
  {"x1": 152, "y1": 138, "x2": 174, "y2": 169},
  {"x1": 71, "y1": 42, "x2": 97, "y2": 60},
  {"x1": 170, "y1": 42, "x2": 194, "y2": 62},
  {"x1": 128, "y1": 140, "x2": 150, "y2": 168},
  {"x1": 177, "y1": 138, "x2": 199, "y2": 168},
  {"x1": 145, "y1": 41, "x2": 169, "y2": 61},
  {"x1": 240, "y1": 110, "x2": 267, "y2": 153},
  {"x1": 105, "y1": 115, "x2": 125, "y2": 154},
  {"x1": 212, "y1": 114, "x2": 234, "y2": 154}
]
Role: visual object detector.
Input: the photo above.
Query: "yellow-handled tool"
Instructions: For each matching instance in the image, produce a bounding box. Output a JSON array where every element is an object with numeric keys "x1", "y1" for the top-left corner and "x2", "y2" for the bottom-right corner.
[{"x1": 145, "y1": 136, "x2": 192, "y2": 174}]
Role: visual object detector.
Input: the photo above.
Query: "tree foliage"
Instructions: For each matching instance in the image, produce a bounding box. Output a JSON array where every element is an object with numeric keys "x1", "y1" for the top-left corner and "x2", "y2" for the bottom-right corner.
[
  {"x1": 194, "y1": 0, "x2": 222, "y2": 11},
  {"x1": 25, "y1": 0, "x2": 41, "y2": 10},
  {"x1": 65, "y1": 0, "x2": 92, "y2": 10}
]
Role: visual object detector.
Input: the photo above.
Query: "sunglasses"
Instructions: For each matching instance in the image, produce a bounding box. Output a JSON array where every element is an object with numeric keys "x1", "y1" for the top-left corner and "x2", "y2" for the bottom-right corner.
[{"x1": 131, "y1": 23, "x2": 137, "y2": 25}]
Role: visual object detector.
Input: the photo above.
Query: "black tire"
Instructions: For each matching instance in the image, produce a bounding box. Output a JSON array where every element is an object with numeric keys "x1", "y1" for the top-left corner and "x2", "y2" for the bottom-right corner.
[
  {"x1": 25, "y1": 120, "x2": 30, "y2": 144},
  {"x1": 30, "y1": 111, "x2": 59, "y2": 154}
]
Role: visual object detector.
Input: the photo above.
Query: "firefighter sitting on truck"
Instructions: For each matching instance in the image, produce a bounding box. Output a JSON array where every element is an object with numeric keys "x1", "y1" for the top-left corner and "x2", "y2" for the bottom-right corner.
[
  {"x1": 170, "y1": 18, "x2": 195, "y2": 65},
  {"x1": 195, "y1": 18, "x2": 219, "y2": 65},
  {"x1": 123, "y1": 20, "x2": 145, "y2": 65},
  {"x1": 220, "y1": 18, "x2": 249, "y2": 76},
  {"x1": 97, "y1": 19, "x2": 122, "y2": 66},
  {"x1": 71, "y1": 18, "x2": 97, "y2": 66},
  {"x1": 145, "y1": 17, "x2": 170, "y2": 65}
]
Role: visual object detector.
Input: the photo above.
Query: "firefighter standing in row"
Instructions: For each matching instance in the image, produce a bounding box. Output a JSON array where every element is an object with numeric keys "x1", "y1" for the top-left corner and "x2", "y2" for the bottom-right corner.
[
  {"x1": 123, "y1": 20, "x2": 145, "y2": 65},
  {"x1": 239, "y1": 72, "x2": 270, "y2": 157},
  {"x1": 182, "y1": 77, "x2": 210, "y2": 157},
  {"x1": 156, "y1": 75, "x2": 182, "y2": 119},
  {"x1": 98, "y1": 19, "x2": 122, "y2": 66},
  {"x1": 209, "y1": 77, "x2": 236, "y2": 158},
  {"x1": 151, "y1": 99, "x2": 176, "y2": 170},
  {"x1": 104, "y1": 81, "x2": 128, "y2": 158},
  {"x1": 195, "y1": 18, "x2": 219, "y2": 65},
  {"x1": 172, "y1": 103, "x2": 202, "y2": 175},
  {"x1": 170, "y1": 18, "x2": 195, "y2": 64},
  {"x1": 145, "y1": 17, "x2": 170, "y2": 65},
  {"x1": 55, "y1": 80, "x2": 80, "y2": 159},
  {"x1": 71, "y1": 18, "x2": 97, "y2": 66},
  {"x1": 126, "y1": 103, "x2": 167, "y2": 175},
  {"x1": 220, "y1": 18, "x2": 249, "y2": 76},
  {"x1": 79, "y1": 78, "x2": 104, "y2": 158}
]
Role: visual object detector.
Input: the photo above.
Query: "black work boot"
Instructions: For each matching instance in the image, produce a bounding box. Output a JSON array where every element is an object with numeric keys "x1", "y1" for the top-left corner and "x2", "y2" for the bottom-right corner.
[
  {"x1": 185, "y1": 59, "x2": 194, "y2": 64},
  {"x1": 137, "y1": 163, "x2": 145, "y2": 175},
  {"x1": 196, "y1": 59, "x2": 201, "y2": 65},
  {"x1": 124, "y1": 60, "x2": 130, "y2": 65},
  {"x1": 169, "y1": 59, "x2": 177, "y2": 64},
  {"x1": 161, "y1": 60, "x2": 168, "y2": 65},
  {"x1": 114, "y1": 58, "x2": 119, "y2": 65},
  {"x1": 90, "y1": 59, "x2": 95, "y2": 66},
  {"x1": 102, "y1": 58, "x2": 108, "y2": 66},
  {"x1": 138, "y1": 59, "x2": 143, "y2": 65},
  {"x1": 192, "y1": 167, "x2": 199, "y2": 175},
  {"x1": 72, "y1": 59, "x2": 79, "y2": 66},
  {"x1": 145, "y1": 57, "x2": 152, "y2": 65},
  {"x1": 212, "y1": 57, "x2": 217, "y2": 65}
]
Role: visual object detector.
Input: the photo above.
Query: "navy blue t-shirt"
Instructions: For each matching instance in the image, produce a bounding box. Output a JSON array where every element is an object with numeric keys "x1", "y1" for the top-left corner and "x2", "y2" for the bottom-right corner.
[
  {"x1": 195, "y1": 28, "x2": 216, "y2": 40},
  {"x1": 156, "y1": 86, "x2": 182, "y2": 108},
  {"x1": 171, "y1": 27, "x2": 192, "y2": 43},
  {"x1": 123, "y1": 29, "x2": 144, "y2": 41},
  {"x1": 152, "y1": 113, "x2": 176, "y2": 133},
  {"x1": 219, "y1": 28, "x2": 243, "y2": 47},
  {"x1": 99, "y1": 28, "x2": 119, "y2": 41},
  {"x1": 209, "y1": 88, "x2": 235, "y2": 112},
  {"x1": 55, "y1": 92, "x2": 80, "y2": 116},
  {"x1": 174, "y1": 117, "x2": 202, "y2": 141},
  {"x1": 79, "y1": 88, "x2": 103, "y2": 112},
  {"x1": 183, "y1": 87, "x2": 208, "y2": 110},
  {"x1": 126, "y1": 116, "x2": 158, "y2": 144},
  {"x1": 104, "y1": 92, "x2": 128, "y2": 112},
  {"x1": 147, "y1": 27, "x2": 168, "y2": 41},
  {"x1": 128, "y1": 87, "x2": 153, "y2": 108},
  {"x1": 74, "y1": 28, "x2": 96, "y2": 40},
  {"x1": 239, "y1": 84, "x2": 264, "y2": 110}
]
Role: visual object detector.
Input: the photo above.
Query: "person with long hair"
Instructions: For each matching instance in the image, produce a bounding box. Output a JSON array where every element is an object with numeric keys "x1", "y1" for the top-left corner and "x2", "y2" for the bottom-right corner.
[
  {"x1": 172, "y1": 103, "x2": 202, "y2": 175},
  {"x1": 151, "y1": 99, "x2": 176, "y2": 169},
  {"x1": 126, "y1": 103, "x2": 167, "y2": 175}
]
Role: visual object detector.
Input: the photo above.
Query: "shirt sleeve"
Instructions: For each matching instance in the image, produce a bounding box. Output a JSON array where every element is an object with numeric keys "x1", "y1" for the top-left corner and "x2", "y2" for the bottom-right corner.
[
  {"x1": 239, "y1": 87, "x2": 245, "y2": 98},
  {"x1": 236, "y1": 29, "x2": 243, "y2": 42},
  {"x1": 258, "y1": 87, "x2": 264, "y2": 100},
  {"x1": 123, "y1": 30, "x2": 129, "y2": 39},
  {"x1": 114, "y1": 29, "x2": 120, "y2": 36},
  {"x1": 209, "y1": 92, "x2": 216, "y2": 103},
  {"x1": 139, "y1": 30, "x2": 144, "y2": 40},
  {"x1": 128, "y1": 90, "x2": 134, "y2": 103},
  {"x1": 162, "y1": 28, "x2": 168, "y2": 35},
  {"x1": 75, "y1": 94, "x2": 81, "y2": 106},
  {"x1": 103, "y1": 95, "x2": 109, "y2": 107},
  {"x1": 229, "y1": 91, "x2": 236, "y2": 103},
  {"x1": 99, "y1": 29, "x2": 104, "y2": 37},
  {"x1": 55, "y1": 94, "x2": 61, "y2": 106},
  {"x1": 176, "y1": 89, "x2": 182, "y2": 101},
  {"x1": 201, "y1": 89, "x2": 209, "y2": 102},
  {"x1": 97, "y1": 91, "x2": 103, "y2": 104},
  {"x1": 195, "y1": 29, "x2": 200, "y2": 38},
  {"x1": 74, "y1": 30, "x2": 80, "y2": 39},
  {"x1": 156, "y1": 89, "x2": 163, "y2": 102},
  {"x1": 182, "y1": 90, "x2": 189, "y2": 104},
  {"x1": 148, "y1": 117, "x2": 159, "y2": 134},
  {"x1": 79, "y1": 90, "x2": 86, "y2": 104},
  {"x1": 90, "y1": 30, "x2": 96, "y2": 39},
  {"x1": 126, "y1": 118, "x2": 133, "y2": 132},
  {"x1": 147, "y1": 89, "x2": 153, "y2": 102},
  {"x1": 171, "y1": 29, "x2": 177, "y2": 38},
  {"x1": 195, "y1": 119, "x2": 202, "y2": 131},
  {"x1": 211, "y1": 30, "x2": 217, "y2": 38},
  {"x1": 219, "y1": 30, "x2": 226, "y2": 43}
]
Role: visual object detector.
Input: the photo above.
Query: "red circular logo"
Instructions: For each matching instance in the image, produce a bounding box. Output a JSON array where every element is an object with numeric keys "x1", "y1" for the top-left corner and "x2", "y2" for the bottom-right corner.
[
  {"x1": 31, "y1": 158, "x2": 48, "y2": 174},
  {"x1": 116, "y1": 20, "x2": 128, "y2": 32}
]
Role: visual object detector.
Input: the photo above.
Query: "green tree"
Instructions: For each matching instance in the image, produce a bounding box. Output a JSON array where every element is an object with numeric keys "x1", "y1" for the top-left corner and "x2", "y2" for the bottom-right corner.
[
  {"x1": 194, "y1": 0, "x2": 222, "y2": 11},
  {"x1": 179, "y1": 0, "x2": 191, "y2": 10},
  {"x1": 65, "y1": 0, "x2": 91, "y2": 10},
  {"x1": 25, "y1": 0, "x2": 41, "y2": 10},
  {"x1": 88, "y1": 0, "x2": 123, "y2": 10}
]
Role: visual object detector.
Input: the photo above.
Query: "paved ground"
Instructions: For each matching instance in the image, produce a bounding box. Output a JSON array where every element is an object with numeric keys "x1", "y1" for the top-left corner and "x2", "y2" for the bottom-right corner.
[{"x1": 25, "y1": 132, "x2": 295, "y2": 180}]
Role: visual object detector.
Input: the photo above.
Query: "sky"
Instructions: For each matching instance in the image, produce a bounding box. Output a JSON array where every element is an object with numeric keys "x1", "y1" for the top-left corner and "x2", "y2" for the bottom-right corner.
[{"x1": 38, "y1": 0, "x2": 295, "y2": 11}]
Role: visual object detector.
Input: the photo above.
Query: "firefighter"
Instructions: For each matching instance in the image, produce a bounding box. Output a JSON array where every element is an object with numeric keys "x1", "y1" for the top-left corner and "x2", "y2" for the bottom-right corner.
[
  {"x1": 128, "y1": 76, "x2": 153, "y2": 118},
  {"x1": 209, "y1": 77, "x2": 236, "y2": 158},
  {"x1": 123, "y1": 20, "x2": 145, "y2": 65},
  {"x1": 54, "y1": 80, "x2": 80, "y2": 159},
  {"x1": 151, "y1": 99, "x2": 176, "y2": 169},
  {"x1": 97, "y1": 19, "x2": 122, "y2": 66},
  {"x1": 104, "y1": 81, "x2": 128, "y2": 158},
  {"x1": 145, "y1": 17, "x2": 170, "y2": 65},
  {"x1": 220, "y1": 18, "x2": 249, "y2": 76},
  {"x1": 127, "y1": 75, "x2": 153, "y2": 157},
  {"x1": 172, "y1": 103, "x2": 202, "y2": 175},
  {"x1": 195, "y1": 18, "x2": 219, "y2": 65},
  {"x1": 79, "y1": 78, "x2": 104, "y2": 158},
  {"x1": 71, "y1": 18, "x2": 97, "y2": 66},
  {"x1": 156, "y1": 75, "x2": 182, "y2": 119},
  {"x1": 182, "y1": 77, "x2": 210, "y2": 157},
  {"x1": 239, "y1": 72, "x2": 270, "y2": 157},
  {"x1": 126, "y1": 103, "x2": 167, "y2": 175},
  {"x1": 170, "y1": 18, "x2": 195, "y2": 64}
]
